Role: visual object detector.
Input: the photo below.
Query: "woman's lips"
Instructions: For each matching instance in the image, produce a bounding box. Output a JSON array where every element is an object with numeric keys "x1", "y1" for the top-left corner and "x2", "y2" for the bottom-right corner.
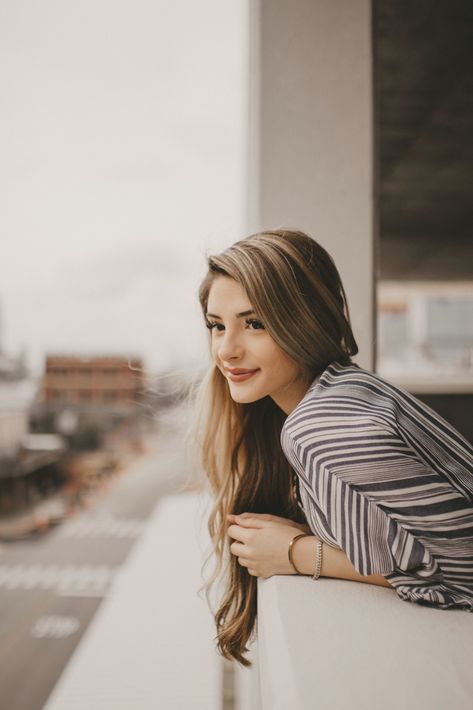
[{"x1": 227, "y1": 369, "x2": 260, "y2": 382}]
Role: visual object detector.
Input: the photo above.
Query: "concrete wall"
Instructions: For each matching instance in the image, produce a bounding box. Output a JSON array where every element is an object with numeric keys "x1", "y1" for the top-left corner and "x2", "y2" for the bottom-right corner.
[
  {"x1": 247, "y1": 0, "x2": 375, "y2": 368},
  {"x1": 255, "y1": 574, "x2": 473, "y2": 710}
]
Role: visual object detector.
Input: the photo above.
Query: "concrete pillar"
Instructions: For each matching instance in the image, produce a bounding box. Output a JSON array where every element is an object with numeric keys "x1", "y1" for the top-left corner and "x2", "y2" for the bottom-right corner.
[{"x1": 247, "y1": 0, "x2": 375, "y2": 368}]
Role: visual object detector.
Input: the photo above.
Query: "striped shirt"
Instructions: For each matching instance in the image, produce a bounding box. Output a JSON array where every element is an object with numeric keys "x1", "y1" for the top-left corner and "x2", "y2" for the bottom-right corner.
[{"x1": 280, "y1": 360, "x2": 473, "y2": 611}]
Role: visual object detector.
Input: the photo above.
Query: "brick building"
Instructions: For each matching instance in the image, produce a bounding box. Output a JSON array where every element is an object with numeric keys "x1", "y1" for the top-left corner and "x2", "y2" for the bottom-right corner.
[{"x1": 42, "y1": 355, "x2": 145, "y2": 409}]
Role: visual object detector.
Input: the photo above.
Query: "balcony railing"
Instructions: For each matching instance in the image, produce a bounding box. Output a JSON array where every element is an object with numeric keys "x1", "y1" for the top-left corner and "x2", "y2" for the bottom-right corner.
[{"x1": 248, "y1": 573, "x2": 473, "y2": 709}]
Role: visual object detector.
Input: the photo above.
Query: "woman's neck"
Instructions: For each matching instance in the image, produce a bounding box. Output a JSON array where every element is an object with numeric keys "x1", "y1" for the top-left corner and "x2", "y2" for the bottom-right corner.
[{"x1": 271, "y1": 374, "x2": 317, "y2": 415}]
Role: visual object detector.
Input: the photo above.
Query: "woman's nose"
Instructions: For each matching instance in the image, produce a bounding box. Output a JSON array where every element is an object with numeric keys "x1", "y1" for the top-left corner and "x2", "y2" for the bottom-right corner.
[{"x1": 216, "y1": 328, "x2": 244, "y2": 361}]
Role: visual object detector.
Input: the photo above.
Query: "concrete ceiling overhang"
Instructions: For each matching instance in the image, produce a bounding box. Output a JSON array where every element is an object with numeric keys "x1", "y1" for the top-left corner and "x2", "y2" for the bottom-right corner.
[{"x1": 374, "y1": 0, "x2": 473, "y2": 279}]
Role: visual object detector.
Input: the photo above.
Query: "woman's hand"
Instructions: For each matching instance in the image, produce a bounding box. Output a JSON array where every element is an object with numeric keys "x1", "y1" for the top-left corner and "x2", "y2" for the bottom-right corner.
[
  {"x1": 226, "y1": 512, "x2": 309, "y2": 578},
  {"x1": 228, "y1": 512, "x2": 311, "y2": 534}
]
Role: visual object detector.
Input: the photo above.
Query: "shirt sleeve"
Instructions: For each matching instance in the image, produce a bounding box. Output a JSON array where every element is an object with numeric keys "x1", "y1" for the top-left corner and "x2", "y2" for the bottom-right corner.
[
  {"x1": 287, "y1": 418, "x2": 445, "y2": 582},
  {"x1": 393, "y1": 389, "x2": 473, "y2": 505}
]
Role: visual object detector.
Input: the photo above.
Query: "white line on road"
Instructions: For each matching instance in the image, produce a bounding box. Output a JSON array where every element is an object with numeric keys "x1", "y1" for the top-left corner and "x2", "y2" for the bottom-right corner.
[
  {"x1": 0, "y1": 564, "x2": 116, "y2": 596},
  {"x1": 31, "y1": 615, "x2": 81, "y2": 639},
  {"x1": 59, "y1": 516, "x2": 147, "y2": 539}
]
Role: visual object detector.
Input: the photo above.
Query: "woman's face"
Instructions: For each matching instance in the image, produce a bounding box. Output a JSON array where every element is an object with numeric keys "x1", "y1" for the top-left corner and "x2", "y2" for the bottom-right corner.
[{"x1": 206, "y1": 275, "x2": 310, "y2": 414}]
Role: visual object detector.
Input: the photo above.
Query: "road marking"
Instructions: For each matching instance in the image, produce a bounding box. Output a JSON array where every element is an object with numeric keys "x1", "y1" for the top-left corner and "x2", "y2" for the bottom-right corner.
[
  {"x1": 59, "y1": 516, "x2": 147, "y2": 539},
  {"x1": 31, "y1": 615, "x2": 80, "y2": 639},
  {"x1": 0, "y1": 564, "x2": 116, "y2": 596}
]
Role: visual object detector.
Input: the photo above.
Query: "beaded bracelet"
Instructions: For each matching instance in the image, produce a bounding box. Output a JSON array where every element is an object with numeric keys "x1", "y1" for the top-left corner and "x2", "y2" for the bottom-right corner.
[{"x1": 312, "y1": 538, "x2": 323, "y2": 580}]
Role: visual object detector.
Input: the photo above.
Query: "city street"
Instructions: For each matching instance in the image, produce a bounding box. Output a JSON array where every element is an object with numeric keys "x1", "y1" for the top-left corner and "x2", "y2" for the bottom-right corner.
[{"x1": 0, "y1": 403, "x2": 194, "y2": 710}]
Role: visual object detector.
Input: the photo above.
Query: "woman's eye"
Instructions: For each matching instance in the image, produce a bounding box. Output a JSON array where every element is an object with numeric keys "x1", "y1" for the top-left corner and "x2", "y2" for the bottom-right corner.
[
  {"x1": 245, "y1": 318, "x2": 265, "y2": 331},
  {"x1": 205, "y1": 321, "x2": 224, "y2": 331},
  {"x1": 205, "y1": 318, "x2": 265, "y2": 332}
]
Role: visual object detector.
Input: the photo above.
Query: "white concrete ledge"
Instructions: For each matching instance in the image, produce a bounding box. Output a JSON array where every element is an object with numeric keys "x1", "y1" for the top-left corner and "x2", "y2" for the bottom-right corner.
[
  {"x1": 44, "y1": 492, "x2": 221, "y2": 710},
  {"x1": 256, "y1": 575, "x2": 473, "y2": 710}
]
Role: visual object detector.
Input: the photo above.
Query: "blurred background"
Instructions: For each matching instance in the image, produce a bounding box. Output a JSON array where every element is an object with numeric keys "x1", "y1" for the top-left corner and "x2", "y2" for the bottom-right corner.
[{"x1": 0, "y1": 1, "x2": 471, "y2": 709}]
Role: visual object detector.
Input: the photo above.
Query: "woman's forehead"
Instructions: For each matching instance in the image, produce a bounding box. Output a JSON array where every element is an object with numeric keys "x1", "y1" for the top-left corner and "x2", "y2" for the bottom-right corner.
[{"x1": 207, "y1": 275, "x2": 252, "y2": 309}]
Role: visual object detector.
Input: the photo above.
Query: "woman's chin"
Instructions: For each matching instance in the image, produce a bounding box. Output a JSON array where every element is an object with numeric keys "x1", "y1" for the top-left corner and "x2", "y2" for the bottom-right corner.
[
  {"x1": 229, "y1": 392, "x2": 253, "y2": 404},
  {"x1": 228, "y1": 386, "x2": 266, "y2": 404}
]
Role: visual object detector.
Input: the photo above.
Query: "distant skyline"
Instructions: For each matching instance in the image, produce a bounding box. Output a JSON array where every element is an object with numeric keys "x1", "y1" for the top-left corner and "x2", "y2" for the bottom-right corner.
[{"x1": 0, "y1": 0, "x2": 248, "y2": 378}]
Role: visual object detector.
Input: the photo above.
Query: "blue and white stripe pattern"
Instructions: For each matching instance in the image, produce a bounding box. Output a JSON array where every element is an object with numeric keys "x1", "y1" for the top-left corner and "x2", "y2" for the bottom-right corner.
[{"x1": 280, "y1": 360, "x2": 473, "y2": 611}]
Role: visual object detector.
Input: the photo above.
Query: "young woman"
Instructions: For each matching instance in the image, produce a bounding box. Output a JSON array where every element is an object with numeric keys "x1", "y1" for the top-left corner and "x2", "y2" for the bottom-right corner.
[{"x1": 191, "y1": 229, "x2": 473, "y2": 667}]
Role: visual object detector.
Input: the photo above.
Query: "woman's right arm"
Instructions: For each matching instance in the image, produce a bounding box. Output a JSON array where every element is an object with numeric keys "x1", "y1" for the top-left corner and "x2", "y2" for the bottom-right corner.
[{"x1": 292, "y1": 535, "x2": 393, "y2": 588}]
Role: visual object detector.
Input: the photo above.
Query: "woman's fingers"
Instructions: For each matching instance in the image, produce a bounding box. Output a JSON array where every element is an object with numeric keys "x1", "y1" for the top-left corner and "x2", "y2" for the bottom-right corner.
[
  {"x1": 237, "y1": 556, "x2": 252, "y2": 568},
  {"x1": 230, "y1": 540, "x2": 246, "y2": 555},
  {"x1": 227, "y1": 523, "x2": 254, "y2": 542},
  {"x1": 227, "y1": 512, "x2": 301, "y2": 529},
  {"x1": 230, "y1": 516, "x2": 265, "y2": 529}
]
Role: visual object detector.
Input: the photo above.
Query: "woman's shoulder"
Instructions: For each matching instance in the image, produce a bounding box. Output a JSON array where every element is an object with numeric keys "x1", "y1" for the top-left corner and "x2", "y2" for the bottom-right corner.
[
  {"x1": 283, "y1": 359, "x2": 473, "y2": 460},
  {"x1": 280, "y1": 360, "x2": 399, "y2": 452},
  {"x1": 288, "y1": 359, "x2": 402, "y2": 423},
  {"x1": 304, "y1": 359, "x2": 438, "y2": 416},
  {"x1": 317, "y1": 360, "x2": 406, "y2": 397}
]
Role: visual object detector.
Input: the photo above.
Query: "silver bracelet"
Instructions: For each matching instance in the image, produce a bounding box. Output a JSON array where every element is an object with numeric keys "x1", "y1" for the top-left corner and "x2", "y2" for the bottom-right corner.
[{"x1": 312, "y1": 539, "x2": 323, "y2": 580}]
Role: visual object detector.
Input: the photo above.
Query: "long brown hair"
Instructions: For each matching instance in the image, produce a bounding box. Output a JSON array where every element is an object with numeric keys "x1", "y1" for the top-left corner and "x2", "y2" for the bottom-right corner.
[{"x1": 190, "y1": 229, "x2": 358, "y2": 666}]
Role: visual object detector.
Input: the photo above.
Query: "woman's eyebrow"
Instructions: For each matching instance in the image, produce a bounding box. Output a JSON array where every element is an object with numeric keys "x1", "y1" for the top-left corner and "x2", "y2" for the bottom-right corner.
[{"x1": 206, "y1": 309, "x2": 255, "y2": 320}]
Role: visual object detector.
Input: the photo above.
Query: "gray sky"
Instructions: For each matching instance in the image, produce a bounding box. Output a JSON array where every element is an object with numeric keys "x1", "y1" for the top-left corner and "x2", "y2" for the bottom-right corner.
[{"x1": 0, "y1": 0, "x2": 248, "y2": 378}]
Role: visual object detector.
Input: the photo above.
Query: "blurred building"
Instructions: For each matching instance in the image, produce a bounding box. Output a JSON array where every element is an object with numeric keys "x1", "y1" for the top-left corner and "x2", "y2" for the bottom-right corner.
[
  {"x1": 378, "y1": 282, "x2": 473, "y2": 388},
  {"x1": 0, "y1": 303, "x2": 30, "y2": 459},
  {"x1": 34, "y1": 354, "x2": 150, "y2": 453},
  {"x1": 0, "y1": 342, "x2": 66, "y2": 512},
  {"x1": 0, "y1": 375, "x2": 38, "y2": 460},
  {"x1": 42, "y1": 354, "x2": 144, "y2": 408}
]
